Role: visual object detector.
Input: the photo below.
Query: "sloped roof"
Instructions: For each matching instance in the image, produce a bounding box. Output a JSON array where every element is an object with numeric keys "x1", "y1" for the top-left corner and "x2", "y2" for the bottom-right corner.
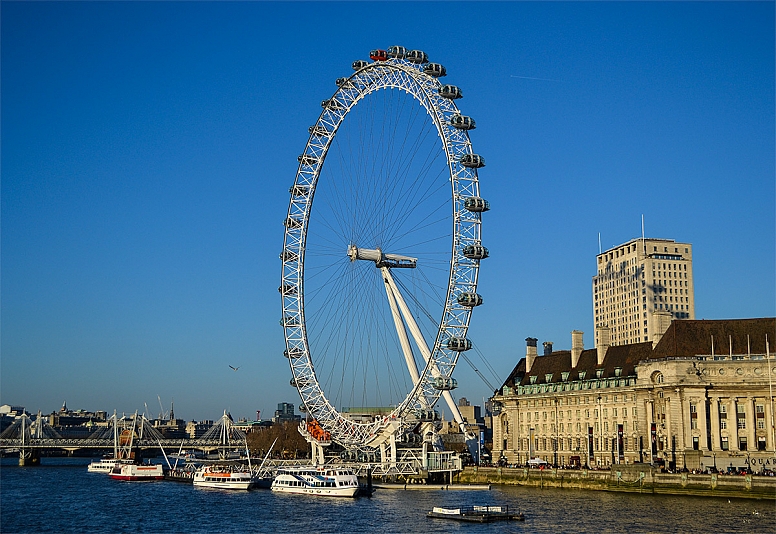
[
  {"x1": 652, "y1": 318, "x2": 775, "y2": 358},
  {"x1": 498, "y1": 318, "x2": 775, "y2": 393}
]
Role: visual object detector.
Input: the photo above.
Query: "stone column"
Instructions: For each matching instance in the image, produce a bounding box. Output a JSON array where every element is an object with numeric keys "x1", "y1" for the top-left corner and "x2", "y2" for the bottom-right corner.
[
  {"x1": 664, "y1": 396, "x2": 672, "y2": 462},
  {"x1": 698, "y1": 392, "x2": 709, "y2": 451},
  {"x1": 708, "y1": 396, "x2": 720, "y2": 452},
  {"x1": 747, "y1": 397, "x2": 756, "y2": 452}
]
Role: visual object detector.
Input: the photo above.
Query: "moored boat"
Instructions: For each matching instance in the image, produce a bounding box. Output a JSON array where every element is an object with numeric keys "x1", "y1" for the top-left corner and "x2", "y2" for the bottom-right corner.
[
  {"x1": 193, "y1": 465, "x2": 253, "y2": 490},
  {"x1": 427, "y1": 505, "x2": 525, "y2": 522},
  {"x1": 110, "y1": 463, "x2": 164, "y2": 481},
  {"x1": 271, "y1": 466, "x2": 359, "y2": 497},
  {"x1": 87, "y1": 457, "x2": 130, "y2": 474}
]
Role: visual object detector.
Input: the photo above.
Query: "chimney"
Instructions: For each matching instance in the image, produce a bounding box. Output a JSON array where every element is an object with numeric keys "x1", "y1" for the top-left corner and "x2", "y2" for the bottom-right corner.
[
  {"x1": 543, "y1": 341, "x2": 553, "y2": 356},
  {"x1": 596, "y1": 324, "x2": 610, "y2": 366},
  {"x1": 571, "y1": 330, "x2": 584, "y2": 368},
  {"x1": 525, "y1": 337, "x2": 538, "y2": 373},
  {"x1": 651, "y1": 311, "x2": 672, "y2": 347}
]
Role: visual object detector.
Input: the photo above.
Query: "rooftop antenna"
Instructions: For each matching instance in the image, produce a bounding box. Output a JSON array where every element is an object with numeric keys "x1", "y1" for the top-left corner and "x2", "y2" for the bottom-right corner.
[
  {"x1": 598, "y1": 232, "x2": 602, "y2": 255},
  {"x1": 641, "y1": 214, "x2": 646, "y2": 253}
]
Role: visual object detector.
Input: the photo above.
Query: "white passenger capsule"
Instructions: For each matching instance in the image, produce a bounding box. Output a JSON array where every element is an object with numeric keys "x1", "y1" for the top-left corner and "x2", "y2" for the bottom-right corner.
[
  {"x1": 439, "y1": 85, "x2": 463, "y2": 99},
  {"x1": 463, "y1": 244, "x2": 489, "y2": 259},
  {"x1": 457, "y1": 292, "x2": 483, "y2": 307},
  {"x1": 387, "y1": 45, "x2": 407, "y2": 59},
  {"x1": 447, "y1": 337, "x2": 472, "y2": 352},
  {"x1": 450, "y1": 114, "x2": 476, "y2": 130},
  {"x1": 405, "y1": 50, "x2": 428, "y2": 64},
  {"x1": 279, "y1": 284, "x2": 296, "y2": 295},
  {"x1": 433, "y1": 376, "x2": 458, "y2": 391},
  {"x1": 352, "y1": 60, "x2": 368, "y2": 70},
  {"x1": 284, "y1": 348, "x2": 303, "y2": 358},
  {"x1": 460, "y1": 154, "x2": 485, "y2": 168},
  {"x1": 464, "y1": 197, "x2": 490, "y2": 212},
  {"x1": 280, "y1": 316, "x2": 300, "y2": 327},
  {"x1": 423, "y1": 63, "x2": 446, "y2": 77}
]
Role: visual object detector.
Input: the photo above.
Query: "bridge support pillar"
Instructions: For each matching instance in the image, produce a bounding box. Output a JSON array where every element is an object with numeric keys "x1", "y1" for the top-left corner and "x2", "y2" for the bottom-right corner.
[{"x1": 19, "y1": 448, "x2": 41, "y2": 466}]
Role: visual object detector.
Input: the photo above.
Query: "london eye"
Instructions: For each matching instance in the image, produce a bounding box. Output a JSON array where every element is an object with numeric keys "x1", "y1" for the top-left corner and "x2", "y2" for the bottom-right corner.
[{"x1": 280, "y1": 46, "x2": 489, "y2": 459}]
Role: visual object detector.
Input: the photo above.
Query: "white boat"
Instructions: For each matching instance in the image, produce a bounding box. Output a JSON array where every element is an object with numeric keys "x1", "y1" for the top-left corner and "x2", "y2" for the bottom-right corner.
[
  {"x1": 193, "y1": 465, "x2": 253, "y2": 490},
  {"x1": 271, "y1": 466, "x2": 360, "y2": 497},
  {"x1": 87, "y1": 457, "x2": 130, "y2": 474},
  {"x1": 110, "y1": 463, "x2": 164, "y2": 481}
]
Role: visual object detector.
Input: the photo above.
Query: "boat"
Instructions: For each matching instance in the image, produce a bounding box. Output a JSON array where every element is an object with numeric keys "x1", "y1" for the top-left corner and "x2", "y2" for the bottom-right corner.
[
  {"x1": 428, "y1": 505, "x2": 525, "y2": 522},
  {"x1": 271, "y1": 466, "x2": 360, "y2": 497},
  {"x1": 109, "y1": 463, "x2": 164, "y2": 481},
  {"x1": 193, "y1": 465, "x2": 253, "y2": 490},
  {"x1": 427, "y1": 506, "x2": 525, "y2": 523},
  {"x1": 87, "y1": 457, "x2": 130, "y2": 474}
]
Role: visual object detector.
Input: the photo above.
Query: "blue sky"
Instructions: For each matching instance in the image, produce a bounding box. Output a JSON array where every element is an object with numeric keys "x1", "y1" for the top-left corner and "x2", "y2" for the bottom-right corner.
[{"x1": 2, "y1": 2, "x2": 774, "y2": 422}]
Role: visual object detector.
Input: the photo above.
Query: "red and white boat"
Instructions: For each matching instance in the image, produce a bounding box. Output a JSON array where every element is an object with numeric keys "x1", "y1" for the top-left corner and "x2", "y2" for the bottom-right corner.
[{"x1": 110, "y1": 463, "x2": 164, "y2": 481}]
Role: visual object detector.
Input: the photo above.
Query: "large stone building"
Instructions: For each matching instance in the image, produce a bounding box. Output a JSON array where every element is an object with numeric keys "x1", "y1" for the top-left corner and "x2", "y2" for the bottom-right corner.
[
  {"x1": 593, "y1": 238, "x2": 694, "y2": 347},
  {"x1": 491, "y1": 319, "x2": 776, "y2": 472}
]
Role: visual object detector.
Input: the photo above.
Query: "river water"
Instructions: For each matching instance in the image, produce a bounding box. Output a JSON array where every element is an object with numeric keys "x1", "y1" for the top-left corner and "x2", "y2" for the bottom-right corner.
[{"x1": 1, "y1": 458, "x2": 773, "y2": 533}]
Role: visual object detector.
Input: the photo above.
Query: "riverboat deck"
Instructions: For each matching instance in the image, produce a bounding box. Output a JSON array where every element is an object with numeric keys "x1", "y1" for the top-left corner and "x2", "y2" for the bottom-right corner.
[{"x1": 427, "y1": 505, "x2": 525, "y2": 523}]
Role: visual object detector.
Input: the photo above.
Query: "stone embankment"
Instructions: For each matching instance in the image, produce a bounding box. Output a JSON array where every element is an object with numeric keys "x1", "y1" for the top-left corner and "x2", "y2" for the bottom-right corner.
[{"x1": 455, "y1": 465, "x2": 776, "y2": 500}]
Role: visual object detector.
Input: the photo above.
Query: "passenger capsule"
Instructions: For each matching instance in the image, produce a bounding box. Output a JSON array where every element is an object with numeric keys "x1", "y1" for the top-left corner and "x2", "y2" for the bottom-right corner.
[
  {"x1": 439, "y1": 85, "x2": 463, "y2": 99},
  {"x1": 280, "y1": 249, "x2": 298, "y2": 262},
  {"x1": 284, "y1": 348, "x2": 303, "y2": 358},
  {"x1": 450, "y1": 114, "x2": 476, "y2": 130},
  {"x1": 284, "y1": 217, "x2": 303, "y2": 229},
  {"x1": 280, "y1": 316, "x2": 299, "y2": 327},
  {"x1": 423, "y1": 63, "x2": 446, "y2": 77},
  {"x1": 433, "y1": 376, "x2": 458, "y2": 391},
  {"x1": 298, "y1": 154, "x2": 318, "y2": 166},
  {"x1": 413, "y1": 409, "x2": 440, "y2": 421},
  {"x1": 321, "y1": 98, "x2": 344, "y2": 110},
  {"x1": 299, "y1": 404, "x2": 307, "y2": 412},
  {"x1": 335, "y1": 77, "x2": 350, "y2": 87},
  {"x1": 463, "y1": 244, "x2": 489, "y2": 260},
  {"x1": 370, "y1": 49, "x2": 388, "y2": 62},
  {"x1": 308, "y1": 125, "x2": 329, "y2": 136},
  {"x1": 464, "y1": 196, "x2": 490, "y2": 212},
  {"x1": 447, "y1": 337, "x2": 473, "y2": 352},
  {"x1": 386, "y1": 45, "x2": 407, "y2": 59},
  {"x1": 405, "y1": 50, "x2": 428, "y2": 64},
  {"x1": 460, "y1": 154, "x2": 485, "y2": 168},
  {"x1": 279, "y1": 284, "x2": 296, "y2": 295},
  {"x1": 352, "y1": 60, "x2": 369, "y2": 71},
  {"x1": 457, "y1": 292, "x2": 483, "y2": 307},
  {"x1": 289, "y1": 185, "x2": 309, "y2": 197}
]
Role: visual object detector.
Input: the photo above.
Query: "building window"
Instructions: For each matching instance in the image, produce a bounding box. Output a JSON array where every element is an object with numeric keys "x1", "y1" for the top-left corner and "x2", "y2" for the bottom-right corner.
[
  {"x1": 739, "y1": 437, "x2": 748, "y2": 451},
  {"x1": 721, "y1": 437, "x2": 729, "y2": 451}
]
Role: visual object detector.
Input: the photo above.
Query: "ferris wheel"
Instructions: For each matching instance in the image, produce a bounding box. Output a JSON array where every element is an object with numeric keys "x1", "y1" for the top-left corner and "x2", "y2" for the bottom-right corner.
[{"x1": 280, "y1": 46, "x2": 489, "y2": 454}]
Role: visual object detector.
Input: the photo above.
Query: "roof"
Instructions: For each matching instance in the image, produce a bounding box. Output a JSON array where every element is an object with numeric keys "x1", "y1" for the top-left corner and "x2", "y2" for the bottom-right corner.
[
  {"x1": 498, "y1": 318, "x2": 776, "y2": 393},
  {"x1": 652, "y1": 318, "x2": 775, "y2": 359}
]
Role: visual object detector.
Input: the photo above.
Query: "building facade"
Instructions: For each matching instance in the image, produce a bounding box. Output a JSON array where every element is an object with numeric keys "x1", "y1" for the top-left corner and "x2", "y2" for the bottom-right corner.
[
  {"x1": 593, "y1": 238, "x2": 694, "y2": 347},
  {"x1": 492, "y1": 319, "x2": 776, "y2": 472}
]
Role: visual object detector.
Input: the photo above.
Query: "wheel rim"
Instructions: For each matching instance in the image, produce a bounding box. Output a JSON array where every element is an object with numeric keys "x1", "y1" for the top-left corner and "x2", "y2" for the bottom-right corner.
[{"x1": 281, "y1": 56, "x2": 484, "y2": 450}]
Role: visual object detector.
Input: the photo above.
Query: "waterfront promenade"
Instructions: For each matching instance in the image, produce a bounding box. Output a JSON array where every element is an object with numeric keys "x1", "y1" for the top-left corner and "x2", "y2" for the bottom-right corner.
[{"x1": 456, "y1": 465, "x2": 776, "y2": 500}]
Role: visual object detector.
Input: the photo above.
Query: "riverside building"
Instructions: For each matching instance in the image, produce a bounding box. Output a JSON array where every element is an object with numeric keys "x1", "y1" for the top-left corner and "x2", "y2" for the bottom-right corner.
[
  {"x1": 491, "y1": 319, "x2": 776, "y2": 472},
  {"x1": 593, "y1": 238, "x2": 694, "y2": 347}
]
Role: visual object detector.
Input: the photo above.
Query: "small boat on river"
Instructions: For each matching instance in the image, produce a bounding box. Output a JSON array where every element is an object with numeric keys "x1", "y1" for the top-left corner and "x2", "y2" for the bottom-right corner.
[
  {"x1": 271, "y1": 466, "x2": 360, "y2": 497},
  {"x1": 87, "y1": 457, "x2": 130, "y2": 474},
  {"x1": 427, "y1": 505, "x2": 525, "y2": 523},
  {"x1": 193, "y1": 465, "x2": 253, "y2": 490},
  {"x1": 110, "y1": 463, "x2": 164, "y2": 481}
]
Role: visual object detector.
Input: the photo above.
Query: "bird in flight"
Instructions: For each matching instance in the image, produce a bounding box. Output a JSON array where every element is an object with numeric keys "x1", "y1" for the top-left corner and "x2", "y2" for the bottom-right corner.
[{"x1": 229, "y1": 365, "x2": 240, "y2": 371}]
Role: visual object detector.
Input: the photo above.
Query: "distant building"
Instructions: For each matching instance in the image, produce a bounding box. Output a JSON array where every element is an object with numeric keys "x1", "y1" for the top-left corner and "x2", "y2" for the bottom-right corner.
[
  {"x1": 492, "y1": 319, "x2": 776, "y2": 472},
  {"x1": 593, "y1": 238, "x2": 695, "y2": 347},
  {"x1": 186, "y1": 420, "x2": 213, "y2": 439},
  {"x1": 273, "y1": 402, "x2": 301, "y2": 423}
]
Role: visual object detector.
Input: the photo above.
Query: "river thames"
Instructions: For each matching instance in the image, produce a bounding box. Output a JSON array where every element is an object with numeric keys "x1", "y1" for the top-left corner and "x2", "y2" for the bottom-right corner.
[{"x1": 1, "y1": 458, "x2": 773, "y2": 533}]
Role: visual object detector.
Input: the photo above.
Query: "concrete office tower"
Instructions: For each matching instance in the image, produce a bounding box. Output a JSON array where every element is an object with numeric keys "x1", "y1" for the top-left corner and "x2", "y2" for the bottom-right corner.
[{"x1": 593, "y1": 238, "x2": 694, "y2": 347}]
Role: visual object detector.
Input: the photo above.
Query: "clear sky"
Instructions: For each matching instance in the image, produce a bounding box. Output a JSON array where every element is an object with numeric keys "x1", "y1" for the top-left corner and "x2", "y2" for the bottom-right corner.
[{"x1": 2, "y1": 1, "x2": 774, "y2": 422}]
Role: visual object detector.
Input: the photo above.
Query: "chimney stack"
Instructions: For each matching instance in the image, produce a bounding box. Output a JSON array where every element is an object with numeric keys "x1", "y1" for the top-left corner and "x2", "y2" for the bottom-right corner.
[
  {"x1": 571, "y1": 330, "x2": 584, "y2": 368},
  {"x1": 595, "y1": 324, "x2": 610, "y2": 366},
  {"x1": 525, "y1": 337, "x2": 538, "y2": 373},
  {"x1": 543, "y1": 341, "x2": 553, "y2": 356}
]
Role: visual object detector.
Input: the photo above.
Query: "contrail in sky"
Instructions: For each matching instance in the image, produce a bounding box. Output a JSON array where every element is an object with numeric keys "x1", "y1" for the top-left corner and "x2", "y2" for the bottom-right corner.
[{"x1": 510, "y1": 75, "x2": 562, "y2": 82}]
